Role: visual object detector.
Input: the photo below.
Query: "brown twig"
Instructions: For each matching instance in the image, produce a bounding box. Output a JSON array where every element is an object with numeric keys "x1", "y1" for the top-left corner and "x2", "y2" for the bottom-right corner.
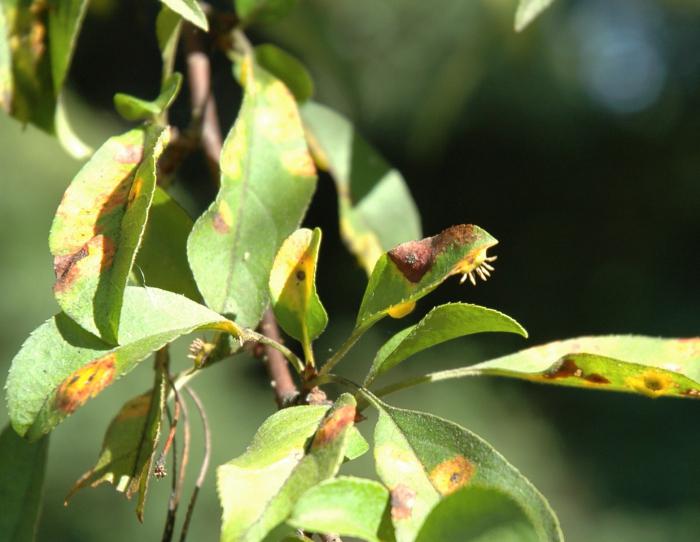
[
  {"x1": 261, "y1": 309, "x2": 299, "y2": 407},
  {"x1": 179, "y1": 386, "x2": 212, "y2": 542},
  {"x1": 183, "y1": 20, "x2": 222, "y2": 184}
]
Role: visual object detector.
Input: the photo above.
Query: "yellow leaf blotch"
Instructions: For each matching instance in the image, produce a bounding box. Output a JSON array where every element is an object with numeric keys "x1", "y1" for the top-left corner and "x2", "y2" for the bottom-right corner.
[
  {"x1": 270, "y1": 229, "x2": 316, "y2": 306},
  {"x1": 626, "y1": 370, "x2": 676, "y2": 398},
  {"x1": 281, "y1": 148, "x2": 315, "y2": 178},
  {"x1": 429, "y1": 455, "x2": 476, "y2": 496},
  {"x1": 388, "y1": 301, "x2": 416, "y2": 319},
  {"x1": 212, "y1": 200, "x2": 234, "y2": 234},
  {"x1": 221, "y1": 120, "x2": 247, "y2": 180},
  {"x1": 54, "y1": 354, "x2": 117, "y2": 414}
]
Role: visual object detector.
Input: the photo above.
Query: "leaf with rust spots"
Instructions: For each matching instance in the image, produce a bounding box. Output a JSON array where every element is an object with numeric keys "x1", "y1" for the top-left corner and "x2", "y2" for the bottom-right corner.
[
  {"x1": 6, "y1": 286, "x2": 239, "y2": 441},
  {"x1": 1, "y1": 0, "x2": 89, "y2": 150},
  {"x1": 188, "y1": 55, "x2": 316, "y2": 329},
  {"x1": 54, "y1": 354, "x2": 116, "y2": 414},
  {"x1": 365, "y1": 302, "x2": 527, "y2": 387},
  {"x1": 218, "y1": 394, "x2": 356, "y2": 542},
  {"x1": 49, "y1": 125, "x2": 169, "y2": 343},
  {"x1": 0, "y1": 425, "x2": 49, "y2": 541},
  {"x1": 368, "y1": 393, "x2": 563, "y2": 542},
  {"x1": 355, "y1": 225, "x2": 498, "y2": 333},
  {"x1": 269, "y1": 228, "x2": 328, "y2": 345},
  {"x1": 451, "y1": 336, "x2": 700, "y2": 400},
  {"x1": 289, "y1": 477, "x2": 395, "y2": 542},
  {"x1": 302, "y1": 102, "x2": 421, "y2": 276},
  {"x1": 66, "y1": 361, "x2": 167, "y2": 521}
]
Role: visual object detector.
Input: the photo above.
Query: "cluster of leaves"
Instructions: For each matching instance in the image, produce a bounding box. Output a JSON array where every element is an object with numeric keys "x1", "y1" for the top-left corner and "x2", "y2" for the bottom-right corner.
[{"x1": 2, "y1": 1, "x2": 700, "y2": 541}]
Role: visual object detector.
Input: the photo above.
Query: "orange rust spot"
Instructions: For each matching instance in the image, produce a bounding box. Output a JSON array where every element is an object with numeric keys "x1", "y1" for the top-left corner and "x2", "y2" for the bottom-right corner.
[
  {"x1": 390, "y1": 484, "x2": 416, "y2": 520},
  {"x1": 55, "y1": 355, "x2": 117, "y2": 414},
  {"x1": 429, "y1": 455, "x2": 476, "y2": 496},
  {"x1": 544, "y1": 358, "x2": 582, "y2": 379},
  {"x1": 53, "y1": 235, "x2": 116, "y2": 294},
  {"x1": 388, "y1": 225, "x2": 480, "y2": 283},
  {"x1": 114, "y1": 144, "x2": 144, "y2": 164},
  {"x1": 682, "y1": 389, "x2": 700, "y2": 398},
  {"x1": 127, "y1": 177, "x2": 144, "y2": 206},
  {"x1": 311, "y1": 405, "x2": 355, "y2": 448}
]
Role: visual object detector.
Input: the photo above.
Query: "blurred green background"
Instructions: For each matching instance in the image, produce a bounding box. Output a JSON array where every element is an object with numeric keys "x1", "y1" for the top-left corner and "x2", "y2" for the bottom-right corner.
[{"x1": 2, "y1": 0, "x2": 700, "y2": 540}]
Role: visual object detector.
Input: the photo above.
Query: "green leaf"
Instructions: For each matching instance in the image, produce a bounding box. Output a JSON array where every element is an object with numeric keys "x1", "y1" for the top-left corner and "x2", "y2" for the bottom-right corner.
[
  {"x1": 134, "y1": 186, "x2": 201, "y2": 302},
  {"x1": 368, "y1": 395, "x2": 562, "y2": 542},
  {"x1": 515, "y1": 0, "x2": 555, "y2": 32},
  {"x1": 302, "y1": 102, "x2": 421, "y2": 275},
  {"x1": 415, "y1": 486, "x2": 539, "y2": 542},
  {"x1": 289, "y1": 477, "x2": 395, "y2": 542},
  {"x1": 49, "y1": 125, "x2": 170, "y2": 343},
  {"x1": 65, "y1": 361, "x2": 167, "y2": 521},
  {"x1": 356, "y1": 225, "x2": 498, "y2": 330},
  {"x1": 156, "y1": 6, "x2": 182, "y2": 83},
  {"x1": 345, "y1": 426, "x2": 369, "y2": 462},
  {"x1": 466, "y1": 336, "x2": 700, "y2": 399},
  {"x1": 269, "y1": 228, "x2": 327, "y2": 344},
  {"x1": 160, "y1": 0, "x2": 209, "y2": 31},
  {"x1": 218, "y1": 394, "x2": 356, "y2": 542},
  {"x1": 114, "y1": 72, "x2": 183, "y2": 122},
  {"x1": 254, "y1": 44, "x2": 313, "y2": 103},
  {"x1": 235, "y1": 0, "x2": 297, "y2": 26},
  {"x1": 187, "y1": 57, "x2": 317, "y2": 329},
  {"x1": 48, "y1": 0, "x2": 89, "y2": 93},
  {"x1": 6, "y1": 286, "x2": 238, "y2": 441},
  {"x1": 0, "y1": 425, "x2": 48, "y2": 542},
  {"x1": 365, "y1": 303, "x2": 527, "y2": 386}
]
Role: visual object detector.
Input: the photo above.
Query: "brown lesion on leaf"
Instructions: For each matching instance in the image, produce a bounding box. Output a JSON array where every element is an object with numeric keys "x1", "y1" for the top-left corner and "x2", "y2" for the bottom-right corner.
[
  {"x1": 429, "y1": 455, "x2": 476, "y2": 496},
  {"x1": 212, "y1": 200, "x2": 233, "y2": 234},
  {"x1": 53, "y1": 235, "x2": 116, "y2": 294},
  {"x1": 54, "y1": 354, "x2": 117, "y2": 414},
  {"x1": 544, "y1": 358, "x2": 582, "y2": 379},
  {"x1": 311, "y1": 404, "x2": 355, "y2": 449},
  {"x1": 682, "y1": 388, "x2": 700, "y2": 398},
  {"x1": 388, "y1": 225, "x2": 484, "y2": 283},
  {"x1": 584, "y1": 373, "x2": 610, "y2": 385},
  {"x1": 390, "y1": 484, "x2": 416, "y2": 520},
  {"x1": 113, "y1": 143, "x2": 144, "y2": 164}
]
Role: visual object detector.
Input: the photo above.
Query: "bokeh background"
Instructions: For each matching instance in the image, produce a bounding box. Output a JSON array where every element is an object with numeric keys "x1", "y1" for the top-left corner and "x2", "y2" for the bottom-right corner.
[{"x1": 2, "y1": 0, "x2": 700, "y2": 540}]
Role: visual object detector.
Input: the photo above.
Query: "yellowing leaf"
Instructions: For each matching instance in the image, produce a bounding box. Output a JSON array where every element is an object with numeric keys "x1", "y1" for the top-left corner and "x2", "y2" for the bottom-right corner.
[{"x1": 269, "y1": 228, "x2": 327, "y2": 344}]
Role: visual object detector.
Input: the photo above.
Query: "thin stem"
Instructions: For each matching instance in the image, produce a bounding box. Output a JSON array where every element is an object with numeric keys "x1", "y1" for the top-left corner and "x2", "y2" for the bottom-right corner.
[
  {"x1": 260, "y1": 309, "x2": 300, "y2": 407},
  {"x1": 179, "y1": 386, "x2": 211, "y2": 542},
  {"x1": 318, "y1": 325, "x2": 369, "y2": 377},
  {"x1": 372, "y1": 367, "x2": 480, "y2": 398},
  {"x1": 302, "y1": 333, "x2": 315, "y2": 370},
  {"x1": 162, "y1": 384, "x2": 189, "y2": 542}
]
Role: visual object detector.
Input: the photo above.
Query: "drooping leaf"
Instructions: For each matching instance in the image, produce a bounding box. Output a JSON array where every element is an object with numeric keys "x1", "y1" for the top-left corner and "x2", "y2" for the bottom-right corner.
[
  {"x1": 367, "y1": 395, "x2": 562, "y2": 542},
  {"x1": 114, "y1": 72, "x2": 183, "y2": 122},
  {"x1": 218, "y1": 394, "x2": 356, "y2": 542},
  {"x1": 302, "y1": 102, "x2": 421, "y2": 275},
  {"x1": 156, "y1": 5, "x2": 182, "y2": 83},
  {"x1": 0, "y1": 0, "x2": 89, "y2": 151},
  {"x1": 463, "y1": 336, "x2": 700, "y2": 399},
  {"x1": 235, "y1": 0, "x2": 297, "y2": 26},
  {"x1": 365, "y1": 303, "x2": 527, "y2": 386},
  {"x1": 187, "y1": 57, "x2": 317, "y2": 329},
  {"x1": 254, "y1": 44, "x2": 313, "y2": 103},
  {"x1": 160, "y1": 0, "x2": 209, "y2": 31},
  {"x1": 356, "y1": 225, "x2": 498, "y2": 330},
  {"x1": 134, "y1": 186, "x2": 201, "y2": 301},
  {"x1": 6, "y1": 286, "x2": 239, "y2": 441},
  {"x1": 66, "y1": 360, "x2": 168, "y2": 522},
  {"x1": 288, "y1": 477, "x2": 395, "y2": 542},
  {"x1": 515, "y1": 0, "x2": 555, "y2": 32},
  {"x1": 48, "y1": 0, "x2": 89, "y2": 93},
  {"x1": 49, "y1": 125, "x2": 170, "y2": 342},
  {"x1": 0, "y1": 425, "x2": 49, "y2": 542},
  {"x1": 269, "y1": 228, "x2": 327, "y2": 344},
  {"x1": 414, "y1": 486, "x2": 539, "y2": 542}
]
